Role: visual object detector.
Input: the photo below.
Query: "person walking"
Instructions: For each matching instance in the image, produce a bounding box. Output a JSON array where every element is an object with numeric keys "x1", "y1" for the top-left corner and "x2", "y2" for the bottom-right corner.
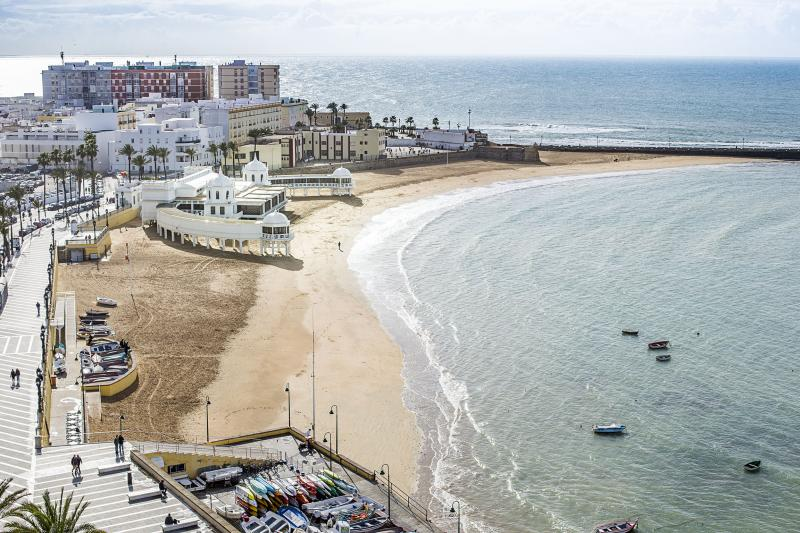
[
  {"x1": 74, "y1": 454, "x2": 82, "y2": 476},
  {"x1": 15, "y1": 369, "x2": 20, "y2": 387},
  {"x1": 10, "y1": 369, "x2": 14, "y2": 389},
  {"x1": 159, "y1": 480, "x2": 167, "y2": 499},
  {"x1": 118, "y1": 434, "x2": 125, "y2": 457},
  {"x1": 337, "y1": 241, "x2": 342, "y2": 252},
  {"x1": 113, "y1": 435, "x2": 120, "y2": 456},
  {"x1": 70, "y1": 455, "x2": 78, "y2": 477},
  {"x1": 36, "y1": 301, "x2": 41, "y2": 317}
]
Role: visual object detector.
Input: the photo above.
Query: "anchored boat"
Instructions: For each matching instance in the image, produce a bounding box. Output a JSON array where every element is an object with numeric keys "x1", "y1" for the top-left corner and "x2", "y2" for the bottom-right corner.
[
  {"x1": 594, "y1": 518, "x2": 638, "y2": 533},
  {"x1": 621, "y1": 330, "x2": 639, "y2": 336},
  {"x1": 744, "y1": 460, "x2": 761, "y2": 472},
  {"x1": 592, "y1": 423, "x2": 626, "y2": 434},
  {"x1": 648, "y1": 340, "x2": 669, "y2": 350},
  {"x1": 655, "y1": 354, "x2": 671, "y2": 362}
]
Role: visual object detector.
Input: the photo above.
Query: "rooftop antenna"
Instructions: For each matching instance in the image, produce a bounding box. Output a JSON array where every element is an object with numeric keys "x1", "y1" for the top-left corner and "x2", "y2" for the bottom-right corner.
[
  {"x1": 60, "y1": 49, "x2": 64, "y2": 65},
  {"x1": 174, "y1": 54, "x2": 177, "y2": 65}
]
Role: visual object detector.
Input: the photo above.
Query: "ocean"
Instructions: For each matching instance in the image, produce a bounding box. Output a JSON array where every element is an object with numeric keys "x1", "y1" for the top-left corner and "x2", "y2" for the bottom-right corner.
[
  {"x1": 349, "y1": 162, "x2": 800, "y2": 532},
  {"x1": 2, "y1": 56, "x2": 800, "y2": 148}
]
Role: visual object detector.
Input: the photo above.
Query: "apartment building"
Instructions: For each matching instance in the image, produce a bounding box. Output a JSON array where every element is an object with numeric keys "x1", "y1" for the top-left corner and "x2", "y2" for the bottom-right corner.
[
  {"x1": 108, "y1": 117, "x2": 223, "y2": 176},
  {"x1": 42, "y1": 61, "x2": 115, "y2": 108},
  {"x1": 301, "y1": 128, "x2": 386, "y2": 162},
  {"x1": 218, "y1": 60, "x2": 280, "y2": 99},
  {"x1": 313, "y1": 111, "x2": 373, "y2": 128},
  {"x1": 198, "y1": 97, "x2": 307, "y2": 145},
  {"x1": 111, "y1": 62, "x2": 214, "y2": 104}
]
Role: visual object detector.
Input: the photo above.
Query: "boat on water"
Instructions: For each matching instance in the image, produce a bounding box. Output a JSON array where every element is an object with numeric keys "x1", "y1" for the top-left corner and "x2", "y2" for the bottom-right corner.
[
  {"x1": 744, "y1": 460, "x2": 761, "y2": 472},
  {"x1": 621, "y1": 330, "x2": 639, "y2": 336},
  {"x1": 592, "y1": 423, "x2": 626, "y2": 434},
  {"x1": 594, "y1": 518, "x2": 638, "y2": 533},
  {"x1": 96, "y1": 296, "x2": 117, "y2": 307},
  {"x1": 648, "y1": 340, "x2": 669, "y2": 350},
  {"x1": 655, "y1": 354, "x2": 671, "y2": 362}
]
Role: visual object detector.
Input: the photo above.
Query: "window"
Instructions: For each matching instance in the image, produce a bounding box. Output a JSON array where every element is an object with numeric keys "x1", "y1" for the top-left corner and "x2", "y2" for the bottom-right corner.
[
  {"x1": 215, "y1": 191, "x2": 219, "y2": 200},
  {"x1": 211, "y1": 206, "x2": 216, "y2": 214},
  {"x1": 167, "y1": 464, "x2": 186, "y2": 474},
  {"x1": 220, "y1": 207, "x2": 225, "y2": 215},
  {"x1": 225, "y1": 191, "x2": 230, "y2": 200}
]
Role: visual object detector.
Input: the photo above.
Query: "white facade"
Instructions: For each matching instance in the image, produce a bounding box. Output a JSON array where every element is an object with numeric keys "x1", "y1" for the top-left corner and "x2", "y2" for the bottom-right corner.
[
  {"x1": 0, "y1": 125, "x2": 114, "y2": 168},
  {"x1": 415, "y1": 129, "x2": 476, "y2": 150},
  {"x1": 108, "y1": 117, "x2": 223, "y2": 175}
]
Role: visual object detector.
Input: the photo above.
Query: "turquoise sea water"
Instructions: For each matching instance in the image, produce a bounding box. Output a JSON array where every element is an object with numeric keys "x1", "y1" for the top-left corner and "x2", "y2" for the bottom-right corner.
[
  {"x1": 349, "y1": 162, "x2": 800, "y2": 532},
  {"x1": 2, "y1": 56, "x2": 800, "y2": 148}
]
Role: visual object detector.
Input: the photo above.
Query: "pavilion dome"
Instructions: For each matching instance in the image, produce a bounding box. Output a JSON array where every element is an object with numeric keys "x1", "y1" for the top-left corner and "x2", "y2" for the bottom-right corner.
[
  {"x1": 262, "y1": 212, "x2": 290, "y2": 226},
  {"x1": 243, "y1": 157, "x2": 268, "y2": 173},
  {"x1": 208, "y1": 172, "x2": 234, "y2": 187},
  {"x1": 332, "y1": 167, "x2": 351, "y2": 178}
]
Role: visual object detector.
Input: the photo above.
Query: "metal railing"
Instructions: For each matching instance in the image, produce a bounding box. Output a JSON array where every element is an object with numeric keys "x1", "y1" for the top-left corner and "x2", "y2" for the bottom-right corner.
[
  {"x1": 64, "y1": 226, "x2": 108, "y2": 245},
  {"x1": 374, "y1": 470, "x2": 438, "y2": 530},
  {"x1": 132, "y1": 441, "x2": 285, "y2": 463}
]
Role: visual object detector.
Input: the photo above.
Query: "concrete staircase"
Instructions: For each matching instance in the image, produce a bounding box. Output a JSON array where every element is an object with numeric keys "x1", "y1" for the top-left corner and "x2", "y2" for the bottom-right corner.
[{"x1": 33, "y1": 443, "x2": 213, "y2": 533}]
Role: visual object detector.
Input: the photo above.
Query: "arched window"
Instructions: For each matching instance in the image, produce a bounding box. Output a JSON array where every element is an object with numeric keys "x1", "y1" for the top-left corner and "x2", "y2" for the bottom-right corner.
[{"x1": 215, "y1": 191, "x2": 219, "y2": 200}]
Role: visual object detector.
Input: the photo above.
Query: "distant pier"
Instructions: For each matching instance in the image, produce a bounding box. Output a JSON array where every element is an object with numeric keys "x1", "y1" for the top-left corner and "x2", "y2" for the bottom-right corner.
[{"x1": 538, "y1": 144, "x2": 800, "y2": 160}]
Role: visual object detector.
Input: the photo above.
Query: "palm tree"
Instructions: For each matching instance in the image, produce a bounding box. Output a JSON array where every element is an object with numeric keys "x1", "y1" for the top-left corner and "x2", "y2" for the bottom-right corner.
[
  {"x1": 7, "y1": 185, "x2": 26, "y2": 238},
  {"x1": 432, "y1": 117, "x2": 440, "y2": 129},
  {"x1": 310, "y1": 103, "x2": 319, "y2": 125},
  {"x1": 52, "y1": 169, "x2": 67, "y2": 218},
  {"x1": 158, "y1": 148, "x2": 170, "y2": 179},
  {"x1": 0, "y1": 203, "x2": 13, "y2": 262},
  {"x1": 339, "y1": 103, "x2": 348, "y2": 127},
  {"x1": 207, "y1": 143, "x2": 219, "y2": 170},
  {"x1": 5, "y1": 488, "x2": 102, "y2": 533},
  {"x1": 31, "y1": 198, "x2": 43, "y2": 222},
  {"x1": 228, "y1": 142, "x2": 238, "y2": 176},
  {"x1": 118, "y1": 144, "x2": 135, "y2": 182},
  {"x1": 73, "y1": 165, "x2": 85, "y2": 205},
  {"x1": 303, "y1": 109, "x2": 314, "y2": 128},
  {"x1": 82, "y1": 132, "x2": 98, "y2": 216},
  {"x1": 382, "y1": 117, "x2": 389, "y2": 129},
  {"x1": 145, "y1": 146, "x2": 160, "y2": 178},
  {"x1": 405, "y1": 117, "x2": 415, "y2": 136},
  {"x1": 132, "y1": 155, "x2": 148, "y2": 181},
  {"x1": 62, "y1": 148, "x2": 74, "y2": 201},
  {"x1": 220, "y1": 143, "x2": 229, "y2": 175},
  {"x1": 36, "y1": 152, "x2": 50, "y2": 212},
  {"x1": 184, "y1": 147, "x2": 197, "y2": 166},
  {"x1": 0, "y1": 477, "x2": 26, "y2": 521},
  {"x1": 365, "y1": 114, "x2": 373, "y2": 129},
  {"x1": 326, "y1": 102, "x2": 338, "y2": 126}
]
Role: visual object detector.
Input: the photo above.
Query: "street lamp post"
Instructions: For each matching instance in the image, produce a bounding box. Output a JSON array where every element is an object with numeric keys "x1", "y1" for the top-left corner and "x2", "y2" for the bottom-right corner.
[
  {"x1": 322, "y1": 432, "x2": 333, "y2": 469},
  {"x1": 205, "y1": 396, "x2": 211, "y2": 442},
  {"x1": 119, "y1": 413, "x2": 125, "y2": 432},
  {"x1": 379, "y1": 463, "x2": 391, "y2": 519},
  {"x1": 329, "y1": 404, "x2": 338, "y2": 455},
  {"x1": 51, "y1": 228, "x2": 55, "y2": 249},
  {"x1": 284, "y1": 384, "x2": 292, "y2": 428},
  {"x1": 450, "y1": 500, "x2": 462, "y2": 533}
]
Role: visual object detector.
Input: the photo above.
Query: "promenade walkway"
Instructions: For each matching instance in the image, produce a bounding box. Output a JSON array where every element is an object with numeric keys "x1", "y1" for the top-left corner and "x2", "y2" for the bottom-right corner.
[{"x1": 0, "y1": 230, "x2": 52, "y2": 494}]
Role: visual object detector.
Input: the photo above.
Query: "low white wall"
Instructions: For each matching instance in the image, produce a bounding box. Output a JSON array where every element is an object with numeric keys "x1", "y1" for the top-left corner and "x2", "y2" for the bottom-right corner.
[{"x1": 156, "y1": 208, "x2": 265, "y2": 241}]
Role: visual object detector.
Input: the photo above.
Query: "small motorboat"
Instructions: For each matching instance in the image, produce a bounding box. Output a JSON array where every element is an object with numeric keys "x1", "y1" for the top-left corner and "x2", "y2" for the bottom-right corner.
[
  {"x1": 84, "y1": 308, "x2": 110, "y2": 317},
  {"x1": 648, "y1": 340, "x2": 669, "y2": 350},
  {"x1": 216, "y1": 504, "x2": 244, "y2": 520},
  {"x1": 744, "y1": 460, "x2": 761, "y2": 472},
  {"x1": 96, "y1": 297, "x2": 118, "y2": 307},
  {"x1": 594, "y1": 518, "x2": 638, "y2": 533},
  {"x1": 621, "y1": 330, "x2": 639, "y2": 336},
  {"x1": 278, "y1": 505, "x2": 309, "y2": 529},
  {"x1": 655, "y1": 354, "x2": 671, "y2": 362},
  {"x1": 592, "y1": 423, "x2": 626, "y2": 434}
]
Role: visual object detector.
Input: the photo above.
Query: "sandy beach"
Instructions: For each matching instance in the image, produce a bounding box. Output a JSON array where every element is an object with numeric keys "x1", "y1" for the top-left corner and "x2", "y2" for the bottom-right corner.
[{"x1": 59, "y1": 151, "x2": 752, "y2": 493}]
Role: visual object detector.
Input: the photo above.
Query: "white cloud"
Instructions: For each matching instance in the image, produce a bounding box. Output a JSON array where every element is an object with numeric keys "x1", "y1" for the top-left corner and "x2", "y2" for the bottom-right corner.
[{"x1": 0, "y1": 0, "x2": 799, "y2": 56}]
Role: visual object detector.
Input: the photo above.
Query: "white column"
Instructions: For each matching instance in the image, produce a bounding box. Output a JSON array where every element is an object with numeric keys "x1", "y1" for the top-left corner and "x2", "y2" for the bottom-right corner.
[
  {"x1": 219, "y1": 238, "x2": 224, "y2": 251},
  {"x1": 238, "y1": 240, "x2": 243, "y2": 253},
  {"x1": 259, "y1": 239, "x2": 265, "y2": 256},
  {"x1": 180, "y1": 233, "x2": 184, "y2": 244},
  {"x1": 192, "y1": 235, "x2": 197, "y2": 247}
]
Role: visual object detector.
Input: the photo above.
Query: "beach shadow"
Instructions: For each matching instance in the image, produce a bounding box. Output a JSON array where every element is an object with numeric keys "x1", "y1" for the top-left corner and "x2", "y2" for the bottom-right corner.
[
  {"x1": 289, "y1": 195, "x2": 364, "y2": 207},
  {"x1": 142, "y1": 226, "x2": 305, "y2": 271}
]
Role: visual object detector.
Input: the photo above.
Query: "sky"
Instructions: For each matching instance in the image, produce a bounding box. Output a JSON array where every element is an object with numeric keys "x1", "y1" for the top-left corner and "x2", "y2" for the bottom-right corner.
[{"x1": 1, "y1": 0, "x2": 799, "y2": 57}]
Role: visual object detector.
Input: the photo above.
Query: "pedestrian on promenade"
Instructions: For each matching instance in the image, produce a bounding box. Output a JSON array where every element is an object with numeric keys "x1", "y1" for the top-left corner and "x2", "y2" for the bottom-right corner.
[
  {"x1": 118, "y1": 434, "x2": 125, "y2": 456},
  {"x1": 113, "y1": 435, "x2": 120, "y2": 455},
  {"x1": 15, "y1": 369, "x2": 20, "y2": 387},
  {"x1": 10, "y1": 369, "x2": 14, "y2": 389},
  {"x1": 75, "y1": 454, "x2": 82, "y2": 476},
  {"x1": 70, "y1": 455, "x2": 78, "y2": 477},
  {"x1": 159, "y1": 480, "x2": 167, "y2": 499},
  {"x1": 36, "y1": 301, "x2": 41, "y2": 316}
]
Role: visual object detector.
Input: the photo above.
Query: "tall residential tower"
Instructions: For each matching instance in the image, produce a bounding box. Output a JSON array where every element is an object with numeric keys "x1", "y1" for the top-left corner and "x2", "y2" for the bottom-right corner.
[{"x1": 218, "y1": 60, "x2": 280, "y2": 99}]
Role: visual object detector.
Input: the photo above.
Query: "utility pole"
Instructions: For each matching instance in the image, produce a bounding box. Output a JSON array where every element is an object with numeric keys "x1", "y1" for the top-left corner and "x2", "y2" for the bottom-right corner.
[{"x1": 311, "y1": 307, "x2": 316, "y2": 441}]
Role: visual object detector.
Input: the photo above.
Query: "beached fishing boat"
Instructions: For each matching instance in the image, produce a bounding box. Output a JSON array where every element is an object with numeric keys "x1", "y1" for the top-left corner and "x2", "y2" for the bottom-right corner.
[
  {"x1": 84, "y1": 308, "x2": 110, "y2": 317},
  {"x1": 350, "y1": 516, "x2": 391, "y2": 532},
  {"x1": 655, "y1": 354, "x2": 671, "y2": 362},
  {"x1": 96, "y1": 296, "x2": 117, "y2": 307},
  {"x1": 594, "y1": 518, "x2": 638, "y2": 533},
  {"x1": 621, "y1": 330, "x2": 639, "y2": 336},
  {"x1": 648, "y1": 340, "x2": 669, "y2": 349},
  {"x1": 744, "y1": 460, "x2": 761, "y2": 472},
  {"x1": 592, "y1": 423, "x2": 626, "y2": 434},
  {"x1": 278, "y1": 505, "x2": 309, "y2": 529}
]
